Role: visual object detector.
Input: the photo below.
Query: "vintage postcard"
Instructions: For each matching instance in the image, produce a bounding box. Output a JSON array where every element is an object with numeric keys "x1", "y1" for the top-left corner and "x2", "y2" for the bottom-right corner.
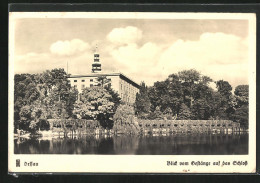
[{"x1": 8, "y1": 12, "x2": 256, "y2": 173}]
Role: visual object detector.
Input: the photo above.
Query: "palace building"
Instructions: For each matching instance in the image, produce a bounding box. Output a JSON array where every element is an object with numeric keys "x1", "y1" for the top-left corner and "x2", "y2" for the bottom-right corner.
[{"x1": 67, "y1": 46, "x2": 140, "y2": 105}]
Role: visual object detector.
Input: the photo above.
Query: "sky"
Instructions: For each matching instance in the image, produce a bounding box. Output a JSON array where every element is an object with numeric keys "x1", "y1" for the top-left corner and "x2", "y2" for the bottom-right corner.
[{"x1": 13, "y1": 17, "x2": 250, "y2": 88}]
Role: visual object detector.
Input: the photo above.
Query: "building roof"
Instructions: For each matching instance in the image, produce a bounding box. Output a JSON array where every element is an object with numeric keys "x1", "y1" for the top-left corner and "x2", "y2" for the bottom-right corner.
[{"x1": 68, "y1": 72, "x2": 140, "y2": 88}]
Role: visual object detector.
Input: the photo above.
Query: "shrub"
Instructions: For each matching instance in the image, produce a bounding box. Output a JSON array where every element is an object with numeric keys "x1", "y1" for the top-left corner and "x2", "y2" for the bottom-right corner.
[{"x1": 113, "y1": 104, "x2": 139, "y2": 134}]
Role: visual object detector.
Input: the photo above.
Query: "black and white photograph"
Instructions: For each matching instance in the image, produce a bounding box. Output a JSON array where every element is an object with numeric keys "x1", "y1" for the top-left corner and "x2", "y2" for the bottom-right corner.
[{"x1": 8, "y1": 12, "x2": 256, "y2": 173}]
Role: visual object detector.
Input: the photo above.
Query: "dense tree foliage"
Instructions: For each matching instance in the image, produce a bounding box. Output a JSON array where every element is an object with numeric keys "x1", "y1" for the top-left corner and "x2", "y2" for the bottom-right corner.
[
  {"x1": 14, "y1": 70, "x2": 122, "y2": 132},
  {"x1": 146, "y1": 69, "x2": 213, "y2": 119},
  {"x1": 73, "y1": 87, "x2": 114, "y2": 127},
  {"x1": 135, "y1": 82, "x2": 151, "y2": 118},
  {"x1": 15, "y1": 68, "x2": 250, "y2": 134},
  {"x1": 134, "y1": 69, "x2": 249, "y2": 128},
  {"x1": 113, "y1": 104, "x2": 139, "y2": 134},
  {"x1": 148, "y1": 74, "x2": 183, "y2": 116},
  {"x1": 148, "y1": 106, "x2": 164, "y2": 120},
  {"x1": 178, "y1": 103, "x2": 192, "y2": 120},
  {"x1": 73, "y1": 86, "x2": 121, "y2": 129},
  {"x1": 232, "y1": 85, "x2": 249, "y2": 128},
  {"x1": 113, "y1": 104, "x2": 135, "y2": 125},
  {"x1": 14, "y1": 69, "x2": 78, "y2": 133}
]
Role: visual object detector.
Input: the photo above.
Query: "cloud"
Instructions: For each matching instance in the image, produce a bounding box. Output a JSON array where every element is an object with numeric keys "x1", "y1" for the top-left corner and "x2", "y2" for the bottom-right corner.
[
  {"x1": 107, "y1": 26, "x2": 142, "y2": 45},
  {"x1": 14, "y1": 32, "x2": 249, "y2": 90},
  {"x1": 108, "y1": 32, "x2": 248, "y2": 87},
  {"x1": 50, "y1": 39, "x2": 90, "y2": 56},
  {"x1": 156, "y1": 32, "x2": 248, "y2": 86},
  {"x1": 110, "y1": 42, "x2": 161, "y2": 73},
  {"x1": 14, "y1": 52, "x2": 61, "y2": 73},
  {"x1": 14, "y1": 51, "x2": 93, "y2": 74}
]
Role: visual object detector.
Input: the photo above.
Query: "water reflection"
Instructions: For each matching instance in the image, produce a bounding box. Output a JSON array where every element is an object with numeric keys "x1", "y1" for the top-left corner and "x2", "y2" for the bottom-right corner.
[{"x1": 14, "y1": 133, "x2": 248, "y2": 155}]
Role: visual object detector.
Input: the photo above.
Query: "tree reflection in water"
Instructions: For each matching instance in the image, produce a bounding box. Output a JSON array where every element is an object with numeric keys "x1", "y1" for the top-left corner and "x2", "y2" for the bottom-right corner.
[{"x1": 14, "y1": 133, "x2": 248, "y2": 155}]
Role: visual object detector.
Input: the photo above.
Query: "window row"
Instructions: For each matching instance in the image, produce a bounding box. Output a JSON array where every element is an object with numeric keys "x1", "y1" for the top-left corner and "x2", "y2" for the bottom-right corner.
[
  {"x1": 73, "y1": 84, "x2": 94, "y2": 88},
  {"x1": 73, "y1": 78, "x2": 112, "y2": 83},
  {"x1": 74, "y1": 79, "x2": 94, "y2": 82}
]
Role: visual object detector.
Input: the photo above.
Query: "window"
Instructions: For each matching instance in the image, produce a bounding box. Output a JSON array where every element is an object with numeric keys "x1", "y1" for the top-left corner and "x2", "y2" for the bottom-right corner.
[
  {"x1": 74, "y1": 85, "x2": 77, "y2": 88},
  {"x1": 82, "y1": 85, "x2": 85, "y2": 88},
  {"x1": 90, "y1": 79, "x2": 93, "y2": 82},
  {"x1": 90, "y1": 84, "x2": 93, "y2": 87},
  {"x1": 82, "y1": 80, "x2": 85, "y2": 82},
  {"x1": 74, "y1": 80, "x2": 77, "y2": 82}
]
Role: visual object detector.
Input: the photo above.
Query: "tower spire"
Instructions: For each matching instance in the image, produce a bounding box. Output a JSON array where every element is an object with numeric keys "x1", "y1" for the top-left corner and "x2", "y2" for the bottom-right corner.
[
  {"x1": 92, "y1": 44, "x2": 102, "y2": 73},
  {"x1": 95, "y1": 44, "x2": 98, "y2": 53}
]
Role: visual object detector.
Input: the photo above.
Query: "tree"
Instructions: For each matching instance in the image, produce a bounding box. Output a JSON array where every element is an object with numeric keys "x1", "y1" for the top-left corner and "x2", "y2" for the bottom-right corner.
[
  {"x1": 14, "y1": 69, "x2": 78, "y2": 133},
  {"x1": 18, "y1": 100, "x2": 47, "y2": 134},
  {"x1": 113, "y1": 104, "x2": 135, "y2": 125},
  {"x1": 207, "y1": 91, "x2": 225, "y2": 119},
  {"x1": 113, "y1": 104, "x2": 138, "y2": 134},
  {"x1": 135, "y1": 82, "x2": 151, "y2": 118},
  {"x1": 178, "y1": 103, "x2": 192, "y2": 120},
  {"x1": 148, "y1": 69, "x2": 213, "y2": 119},
  {"x1": 97, "y1": 76, "x2": 111, "y2": 87},
  {"x1": 178, "y1": 69, "x2": 201, "y2": 107},
  {"x1": 148, "y1": 106, "x2": 164, "y2": 120},
  {"x1": 104, "y1": 84, "x2": 121, "y2": 113},
  {"x1": 233, "y1": 105, "x2": 248, "y2": 128},
  {"x1": 19, "y1": 105, "x2": 32, "y2": 131},
  {"x1": 96, "y1": 76, "x2": 121, "y2": 112},
  {"x1": 14, "y1": 74, "x2": 41, "y2": 132},
  {"x1": 148, "y1": 75, "x2": 183, "y2": 115},
  {"x1": 234, "y1": 85, "x2": 249, "y2": 106},
  {"x1": 163, "y1": 107, "x2": 173, "y2": 120},
  {"x1": 191, "y1": 99, "x2": 211, "y2": 120},
  {"x1": 73, "y1": 86, "x2": 115, "y2": 129},
  {"x1": 215, "y1": 80, "x2": 234, "y2": 119},
  {"x1": 233, "y1": 85, "x2": 249, "y2": 128},
  {"x1": 36, "y1": 68, "x2": 78, "y2": 119},
  {"x1": 215, "y1": 80, "x2": 232, "y2": 99}
]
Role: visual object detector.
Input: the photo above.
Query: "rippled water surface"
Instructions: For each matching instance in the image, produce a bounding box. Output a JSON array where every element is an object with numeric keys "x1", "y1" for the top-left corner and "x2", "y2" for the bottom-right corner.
[{"x1": 14, "y1": 133, "x2": 248, "y2": 155}]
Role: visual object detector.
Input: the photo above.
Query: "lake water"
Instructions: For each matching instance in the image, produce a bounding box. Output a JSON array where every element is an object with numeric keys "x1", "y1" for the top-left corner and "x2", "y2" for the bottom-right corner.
[{"x1": 14, "y1": 132, "x2": 248, "y2": 155}]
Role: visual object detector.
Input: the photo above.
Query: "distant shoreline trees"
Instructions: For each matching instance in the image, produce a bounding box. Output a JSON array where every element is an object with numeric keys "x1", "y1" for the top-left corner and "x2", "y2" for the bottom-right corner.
[
  {"x1": 14, "y1": 68, "x2": 249, "y2": 134},
  {"x1": 134, "y1": 69, "x2": 249, "y2": 128}
]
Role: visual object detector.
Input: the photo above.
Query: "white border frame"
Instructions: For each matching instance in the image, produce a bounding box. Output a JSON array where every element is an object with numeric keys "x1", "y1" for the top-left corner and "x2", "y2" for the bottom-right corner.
[{"x1": 8, "y1": 12, "x2": 256, "y2": 173}]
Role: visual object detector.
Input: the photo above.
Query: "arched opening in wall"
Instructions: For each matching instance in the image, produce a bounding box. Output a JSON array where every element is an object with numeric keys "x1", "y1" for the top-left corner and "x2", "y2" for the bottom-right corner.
[
  {"x1": 66, "y1": 124, "x2": 73, "y2": 128},
  {"x1": 78, "y1": 125, "x2": 83, "y2": 128},
  {"x1": 39, "y1": 119, "x2": 50, "y2": 131}
]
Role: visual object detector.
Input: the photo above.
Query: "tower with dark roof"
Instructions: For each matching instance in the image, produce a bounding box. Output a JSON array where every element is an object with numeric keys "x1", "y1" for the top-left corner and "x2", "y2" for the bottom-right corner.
[{"x1": 92, "y1": 45, "x2": 102, "y2": 73}]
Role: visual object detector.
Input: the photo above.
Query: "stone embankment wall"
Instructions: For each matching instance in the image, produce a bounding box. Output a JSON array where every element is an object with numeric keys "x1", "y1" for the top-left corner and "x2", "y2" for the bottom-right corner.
[
  {"x1": 47, "y1": 119, "x2": 241, "y2": 135},
  {"x1": 138, "y1": 120, "x2": 241, "y2": 133},
  {"x1": 48, "y1": 119, "x2": 101, "y2": 136}
]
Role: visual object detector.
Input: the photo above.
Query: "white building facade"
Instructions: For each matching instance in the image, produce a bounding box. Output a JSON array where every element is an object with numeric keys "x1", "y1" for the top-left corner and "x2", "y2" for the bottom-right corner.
[{"x1": 67, "y1": 47, "x2": 140, "y2": 105}]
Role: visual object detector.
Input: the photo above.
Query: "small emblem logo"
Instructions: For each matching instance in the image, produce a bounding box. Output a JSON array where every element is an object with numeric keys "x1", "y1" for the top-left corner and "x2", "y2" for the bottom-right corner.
[{"x1": 16, "y1": 159, "x2": 20, "y2": 167}]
